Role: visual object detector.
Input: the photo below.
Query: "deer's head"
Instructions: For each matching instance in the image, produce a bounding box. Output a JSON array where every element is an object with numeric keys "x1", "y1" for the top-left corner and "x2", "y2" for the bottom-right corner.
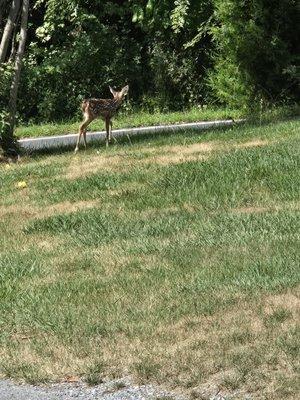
[{"x1": 109, "y1": 85, "x2": 129, "y2": 101}]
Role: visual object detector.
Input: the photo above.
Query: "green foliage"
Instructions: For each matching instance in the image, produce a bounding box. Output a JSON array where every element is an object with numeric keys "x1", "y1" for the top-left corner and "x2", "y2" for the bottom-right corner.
[
  {"x1": 15, "y1": 1, "x2": 146, "y2": 122},
  {"x1": 0, "y1": 0, "x2": 299, "y2": 124},
  {"x1": 210, "y1": 0, "x2": 300, "y2": 108},
  {"x1": 3, "y1": 0, "x2": 217, "y2": 121}
]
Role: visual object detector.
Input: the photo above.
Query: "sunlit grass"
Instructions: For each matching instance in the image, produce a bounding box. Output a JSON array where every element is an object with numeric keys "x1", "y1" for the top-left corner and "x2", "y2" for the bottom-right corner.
[{"x1": 0, "y1": 119, "x2": 299, "y2": 399}]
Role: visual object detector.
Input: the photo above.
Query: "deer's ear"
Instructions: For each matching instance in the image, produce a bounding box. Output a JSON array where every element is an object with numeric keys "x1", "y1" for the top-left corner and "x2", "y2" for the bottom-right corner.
[
  {"x1": 122, "y1": 85, "x2": 129, "y2": 96},
  {"x1": 109, "y1": 86, "x2": 117, "y2": 97}
]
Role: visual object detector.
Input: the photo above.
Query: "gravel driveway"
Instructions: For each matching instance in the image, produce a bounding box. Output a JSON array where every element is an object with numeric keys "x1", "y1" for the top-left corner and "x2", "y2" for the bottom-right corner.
[{"x1": 0, "y1": 378, "x2": 187, "y2": 400}]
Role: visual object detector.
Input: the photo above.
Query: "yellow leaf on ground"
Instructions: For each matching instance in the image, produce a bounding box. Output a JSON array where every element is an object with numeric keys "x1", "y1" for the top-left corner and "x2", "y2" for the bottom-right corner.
[{"x1": 16, "y1": 181, "x2": 27, "y2": 189}]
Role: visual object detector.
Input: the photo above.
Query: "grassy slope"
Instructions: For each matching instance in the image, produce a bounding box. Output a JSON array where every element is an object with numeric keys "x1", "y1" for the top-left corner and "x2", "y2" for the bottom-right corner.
[
  {"x1": 15, "y1": 107, "x2": 242, "y2": 138},
  {"x1": 1, "y1": 120, "x2": 299, "y2": 399}
]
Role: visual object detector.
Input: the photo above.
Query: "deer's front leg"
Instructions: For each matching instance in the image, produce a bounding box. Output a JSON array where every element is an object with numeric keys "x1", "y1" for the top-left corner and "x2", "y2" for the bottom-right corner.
[
  {"x1": 83, "y1": 129, "x2": 87, "y2": 149},
  {"x1": 105, "y1": 118, "x2": 110, "y2": 148}
]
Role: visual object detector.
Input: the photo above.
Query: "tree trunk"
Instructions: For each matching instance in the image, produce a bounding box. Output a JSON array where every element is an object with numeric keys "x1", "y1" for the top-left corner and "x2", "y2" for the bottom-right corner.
[
  {"x1": 2, "y1": 0, "x2": 29, "y2": 155},
  {"x1": 0, "y1": 0, "x2": 7, "y2": 32},
  {"x1": 0, "y1": 0, "x2": 21, "y2": 63},
  {"x1": 9, "y1": 4, "x2": 21, "y2": 62}
]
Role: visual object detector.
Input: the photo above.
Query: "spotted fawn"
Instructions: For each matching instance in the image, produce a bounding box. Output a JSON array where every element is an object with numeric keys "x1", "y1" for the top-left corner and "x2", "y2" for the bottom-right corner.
[{"x1": 75, "y1": 85, "x2": 129, "y2": 153}]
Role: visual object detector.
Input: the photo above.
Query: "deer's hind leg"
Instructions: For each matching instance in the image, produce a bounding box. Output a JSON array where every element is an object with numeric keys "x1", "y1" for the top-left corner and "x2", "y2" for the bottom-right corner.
[
  {"x1": 109, "y1": 120, "x2": 113, "y2": 142},
  {"x1": 75, "y1": 114, "x2": 94, "y2": 153}
]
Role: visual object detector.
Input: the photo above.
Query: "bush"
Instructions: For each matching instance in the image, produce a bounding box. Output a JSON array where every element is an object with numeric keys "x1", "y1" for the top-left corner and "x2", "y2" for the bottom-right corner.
[{"x1": 210, "y1": 0, "x2": 300, "y2": 108}]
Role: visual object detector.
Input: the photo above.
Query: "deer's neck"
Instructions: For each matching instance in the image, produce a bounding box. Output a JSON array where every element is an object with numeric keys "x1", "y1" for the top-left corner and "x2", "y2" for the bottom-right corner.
[{"x1": 111, "y1": 97, "x2": 123, "y2": 111}]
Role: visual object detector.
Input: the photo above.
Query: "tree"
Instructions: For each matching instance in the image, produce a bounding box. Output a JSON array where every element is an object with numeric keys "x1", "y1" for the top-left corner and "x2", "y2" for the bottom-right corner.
[
  {"x1": 210, "y1": 0, "x2": 300, "y2": 108},
  {"x1": 0, "y1": 0, "x2": 21, "y2": 63},
  {"x1": 130, "y1": 0, "x2": 214, "y2": 109},
  {"x1": 0, "y1": 1, "x2": 8, "y2": 32},
  {"x1": 0, "y1": 0, "x2": 29, "y2": 155}
]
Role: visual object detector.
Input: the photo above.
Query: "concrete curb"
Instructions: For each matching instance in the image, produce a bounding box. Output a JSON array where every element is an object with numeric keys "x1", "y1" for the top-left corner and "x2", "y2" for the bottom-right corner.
[{"x1": 19, "y1": 119, "x2": 238, "y2": 151}]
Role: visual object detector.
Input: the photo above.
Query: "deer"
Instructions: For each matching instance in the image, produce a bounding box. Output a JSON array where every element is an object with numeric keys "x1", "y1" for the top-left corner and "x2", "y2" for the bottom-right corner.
[{"x1": 74, "y1": 85, "x2": 129, "y2": 153}]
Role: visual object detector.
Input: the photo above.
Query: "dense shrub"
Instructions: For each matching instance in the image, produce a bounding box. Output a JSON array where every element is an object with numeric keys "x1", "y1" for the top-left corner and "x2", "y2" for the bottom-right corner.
[{"x1": 210, "y1": 0, "x2": 300, "y2": 108}]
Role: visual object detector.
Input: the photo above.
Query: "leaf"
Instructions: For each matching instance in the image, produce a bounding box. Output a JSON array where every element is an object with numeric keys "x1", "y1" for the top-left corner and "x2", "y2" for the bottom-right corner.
[{"x1": 16, "y1": 181, "x2": 27, "y2": 189}]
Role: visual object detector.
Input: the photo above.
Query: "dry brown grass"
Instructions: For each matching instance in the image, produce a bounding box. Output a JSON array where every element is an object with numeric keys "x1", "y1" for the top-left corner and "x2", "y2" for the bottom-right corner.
[
  {"x1": 231, "y1": 201, "x2": 300, "y2": 214},
  {"x1": 1, "y1": 122, "x2": 298, "y2": 398},
  {"x1": 84, "y1": 287, "x2": 299, "y2": 398},
  {"x1": 66, "y1": 153, "x2": 127, "y2": 179},
  {"x1": 42, "y1": 199, "x2": 99, "y2": 217},
  {"x1": 0, "y1": 338, "x2": 86, "y2": 383},
  {"x1": 235, "y1": 139, "x2": 271, "y2": 148},
  {"x1": 146, "y1": 142, "x2": 213, "y2": 166},
  {"x1": 64, "y1": 138, "x2": 275, "y2": 180},
  {"x1": 65, "y1": 143, "x2": 214, "y2": 179},
  {"x1": 0, "y1": 199, "x2": 99, "y2": 220}
]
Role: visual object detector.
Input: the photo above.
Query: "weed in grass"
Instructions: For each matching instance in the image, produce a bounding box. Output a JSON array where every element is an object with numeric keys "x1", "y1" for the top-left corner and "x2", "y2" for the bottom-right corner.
[
  {"x1": 134, "y1": 358, "x2": 162, "y2": 381},
  {"x1": 1, "y1": 356, "x2": 48, "y2": 385},
  {"x1": 276, "y1": 328, "x2": 300, "y2": 360},
  {"x1": 112, "y1": 380, "x2": 127, "y2": 390},
  {"x1": 221, "y1": 370, "x2": 244, "y2": 391},
  {"x1": 84, "y1": 360, "x2": 106, "y2": 386},
  {"x1": 264, "y1": 308, "x2": 293, "y2": 327},
  {"x1": 227, "y1": 330, "x2": 254, "y2": 346}
]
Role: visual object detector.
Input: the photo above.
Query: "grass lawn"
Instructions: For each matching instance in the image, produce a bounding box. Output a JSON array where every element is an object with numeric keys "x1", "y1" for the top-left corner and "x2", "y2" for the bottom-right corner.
[
  {"x1": 16, "y1": 107, "x2": 242, "y2": 138},
  {"x1": 0, "y1": 119, "x2": 299, "y2": 399}
]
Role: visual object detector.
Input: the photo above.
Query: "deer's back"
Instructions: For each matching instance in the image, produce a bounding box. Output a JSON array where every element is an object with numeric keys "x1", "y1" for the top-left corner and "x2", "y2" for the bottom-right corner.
[{"x1": 82, "y1": 98, "x2": 120, "y2": 118}]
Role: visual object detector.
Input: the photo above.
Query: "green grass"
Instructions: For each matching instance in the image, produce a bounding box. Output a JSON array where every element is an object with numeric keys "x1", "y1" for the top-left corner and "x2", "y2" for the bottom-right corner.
[
  {"x1": 15, "y1": 104, "x2": 299, "y2": 139},
  {"x1": 0, "y1": 119, "x2": 299, "y2": 399},
  {"x1": 16, "y1": 107, "x2": 242, "y2": 138}
]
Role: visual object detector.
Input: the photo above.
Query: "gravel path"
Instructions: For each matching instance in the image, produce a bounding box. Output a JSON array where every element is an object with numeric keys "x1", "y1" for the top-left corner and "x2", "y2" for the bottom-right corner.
[{"x1": 0, "y1": 378, "x2": 187, "y2": 400}]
